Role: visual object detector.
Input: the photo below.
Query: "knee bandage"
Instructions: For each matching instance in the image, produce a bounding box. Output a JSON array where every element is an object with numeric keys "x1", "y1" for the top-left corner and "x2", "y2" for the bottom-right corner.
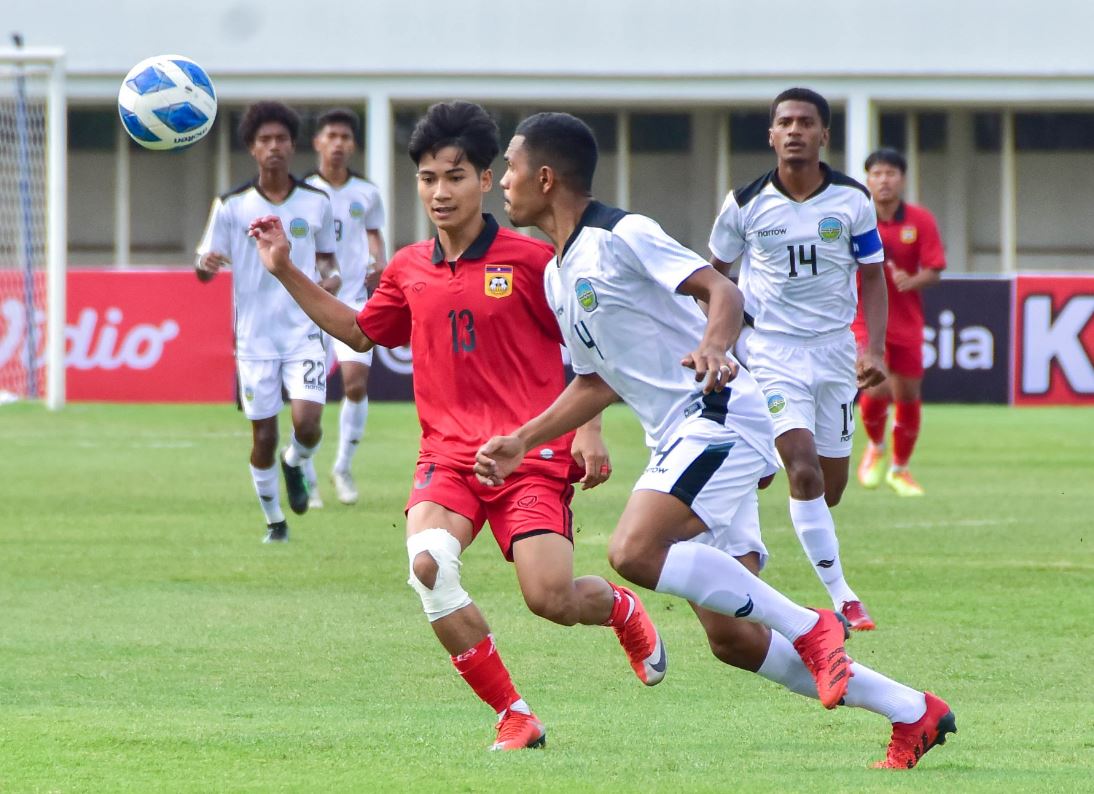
[{"x1": 407, "y1": 527, "x2": 472, "y2": 622}]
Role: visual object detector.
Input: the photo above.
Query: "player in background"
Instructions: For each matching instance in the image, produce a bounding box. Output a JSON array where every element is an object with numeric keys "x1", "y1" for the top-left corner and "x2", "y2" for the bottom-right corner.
[
  {"x1": 854, "y1": 148, "x2": 945, "y2": 497},
  {"x1": 708, "y1": 88, "x2": 885, "y2": 631},
  {"x1": 195, "y1": 101, "x2": 339, "y2": 543},
  {"x1": 475, "y1": 111, "x2": 955, "y2": 769},
  {"x1": 304, "y1": 109, "x2": 388, "y2": 506},
  {"x1": 247, "y1": 101, "x2": 666, "y2": 752}
]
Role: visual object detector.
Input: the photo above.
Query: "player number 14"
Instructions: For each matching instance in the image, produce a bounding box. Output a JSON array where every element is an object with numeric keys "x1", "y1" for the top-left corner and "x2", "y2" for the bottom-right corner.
[{"x1": 786, "y1": 244, "x2": 818, "y2": 278}]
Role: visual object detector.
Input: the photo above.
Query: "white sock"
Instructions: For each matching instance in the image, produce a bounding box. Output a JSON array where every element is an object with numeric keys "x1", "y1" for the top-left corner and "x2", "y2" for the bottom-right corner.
[
  {"x1": 757, "y1": 631, "x2": 926, "y2": 722},
  {"x1": 655, "y1": 541, "x2": 818, "y2": 641},
  {"x1": 334, "y1": 397, "x2": 368, "y2": 473},
  {"x1": 789, "y1": 495, "x2": 858, "y2": 608},
  {"x1": 250, "y1": 464, "x2": 285, "y2": 524},
  {"x1": 283, "y1": 433, "x2": 319, "y2": 467},
  {"x1": 504, "y1": 698, "x2": 531, "y2": 717},
  {"x1": 303, "y1": 457, "x2": 318, "y2": 488}
]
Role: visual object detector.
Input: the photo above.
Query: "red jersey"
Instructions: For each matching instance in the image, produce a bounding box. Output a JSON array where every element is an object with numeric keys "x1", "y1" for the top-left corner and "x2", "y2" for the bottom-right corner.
[
  {"x1": 357, "y1": 214, "x2": 576, "y2": 478},
  {"x1": 853, "y1": 202, "x2": 945, "y2": 346}
]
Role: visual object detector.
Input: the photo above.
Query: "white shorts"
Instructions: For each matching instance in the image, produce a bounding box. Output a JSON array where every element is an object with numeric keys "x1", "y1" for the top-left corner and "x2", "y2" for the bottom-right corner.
[
  {"x1": 634, "y1": 415, "x2": 769, "y2": 569},
  {"x1": 330, "y1": 336, "x2": 374, "y2": 367},
  {"x1": 745, "y1": 329, "x2": 857, "y2": 458},
  {"x1": 237, "y1": 356, "x2": 327, "y2": 420}
]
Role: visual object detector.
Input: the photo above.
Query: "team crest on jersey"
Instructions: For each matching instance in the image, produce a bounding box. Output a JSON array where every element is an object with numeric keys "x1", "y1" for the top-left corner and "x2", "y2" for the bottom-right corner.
[
  {"x1": 575, "y1": 278, "x2": 598, "y2": 311},
  {"x1": 349, "y1": 201, "x2": 365, "y2": 219},
  {"x1": 767, "y1": 392, "x2": 786, "y2": 415},
  {"x1": 485, "y1": 265, "x2": 514, "y2": 298},
  {"x1": 288, "y1": 218, "x2": 309, "y2": 239},
  {"x1": 901, "y1": 225, "x2": 917, "y2": 244},
  {"x1": 818, "y1": 217, "x2": 843, "y2": 242}
]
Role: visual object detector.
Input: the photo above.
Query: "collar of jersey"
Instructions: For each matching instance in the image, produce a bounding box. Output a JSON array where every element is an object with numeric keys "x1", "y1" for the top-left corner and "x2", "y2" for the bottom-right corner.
[
  {"x1": 302, "y1": 169, "x2": 364, "y2": 190},
  {"x1": 251, "y1": 175, "x2": 307, "y2": 205},
  {"x1": 559, "y1": 200, "x2": 628, "y2": 262},
  {"x1": 770, "y1": 162, "x2": 833, "y2": 203},
  {"x1": 431, "y1": 213, "x2": 499, "y2": 265}
]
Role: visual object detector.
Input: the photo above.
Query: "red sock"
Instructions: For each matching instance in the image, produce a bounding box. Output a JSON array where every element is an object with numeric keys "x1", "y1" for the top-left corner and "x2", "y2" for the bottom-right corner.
[
  {"x1": 858, "y1": 393, "x2": 890, "y2": 446},
  {"x1": 451, "y1": 634, "x2": 520, "y2": 714},
  {"x1": 892, "y1": 400, "x2": 922, "y2": 467},
  {"x1": 602, "y1": 583, "x2": 634, "y2": 628}
]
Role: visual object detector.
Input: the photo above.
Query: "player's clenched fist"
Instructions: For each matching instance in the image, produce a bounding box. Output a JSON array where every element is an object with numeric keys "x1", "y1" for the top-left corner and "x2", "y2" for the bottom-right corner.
[
  {"x1": 247, "y1": 215, "x2": 293, "y2": 274},
  {"x1": 475, "y1": 435, "x2": 527, "y2": 487}
]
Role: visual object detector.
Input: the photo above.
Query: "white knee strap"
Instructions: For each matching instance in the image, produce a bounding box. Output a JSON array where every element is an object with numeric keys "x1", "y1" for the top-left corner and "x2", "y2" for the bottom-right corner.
[{"x1": 407, "y1": 527, "x2": 472, "y2": 622}]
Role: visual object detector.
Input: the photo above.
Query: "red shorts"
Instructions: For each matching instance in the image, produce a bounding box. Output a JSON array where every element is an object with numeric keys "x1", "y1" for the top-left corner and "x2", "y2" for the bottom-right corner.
[
  {"x1": 405, "y1": 463, "x2": 575, "y2": 561},
  {"x1": 884, "y1": 338, "x2": 924, "y2": 379},
  {"x1": 853, "y1": 328, "x2": 924, "y2": 379}
]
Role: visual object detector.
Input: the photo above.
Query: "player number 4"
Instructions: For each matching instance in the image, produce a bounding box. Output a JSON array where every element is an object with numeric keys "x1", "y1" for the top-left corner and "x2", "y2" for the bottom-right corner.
[{"x1": 786, "y1": 244, "x2": 818, "y2": 278}]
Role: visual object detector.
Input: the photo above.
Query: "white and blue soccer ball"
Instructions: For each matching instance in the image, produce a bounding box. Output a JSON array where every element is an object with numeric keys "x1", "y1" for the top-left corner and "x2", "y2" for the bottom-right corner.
[{"x1": 117, "y1": 54, "x2": 217, "y2": 151}]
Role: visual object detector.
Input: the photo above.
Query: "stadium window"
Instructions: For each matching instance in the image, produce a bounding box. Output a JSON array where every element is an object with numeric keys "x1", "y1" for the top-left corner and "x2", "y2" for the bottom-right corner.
[
  {"x1": 917, "y1": 113, "x2": 947, "y2": 152},
  {"x1": 974, "y1": 112, "x2": 1002, "y2": 152},
  {"x1": 630, "y1": 113, "x2": 691, "y2": 153},
  {"x1": 68, "y1": 108, "x2": 116, "y2": 151},
  {"x1": 728, "y1": 111, "x2": 770, "y2": 152},
  {"x1": 1015, "y1": 112, "x2": 1094, "y2": 150},
  {"x1": 879, "y1": 112, "x2": 907, "y2": 151}
]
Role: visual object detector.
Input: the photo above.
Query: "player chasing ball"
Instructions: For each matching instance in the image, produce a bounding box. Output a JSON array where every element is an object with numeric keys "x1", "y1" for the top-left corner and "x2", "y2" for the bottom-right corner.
[
  {"x1": 247, "y1": 101, "x2": 667, "y2": 752},
  {"x1": 474, "y1": 110, "x2": 955, "y2": 769}
]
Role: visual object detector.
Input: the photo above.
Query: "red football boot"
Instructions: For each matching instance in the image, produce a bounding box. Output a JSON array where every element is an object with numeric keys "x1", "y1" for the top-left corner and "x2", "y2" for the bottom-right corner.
[
  {"x1": 489, "y1": 709, "x2": 546, "y2": 752},
  {"x1": 873, "y1": 692, "x2": 956, "y2": 769},
  {"x1": 611, "y1": 586, "x2": 667, "y2": 686},
  {"x1": 791, "y1": 608, "x2": 852, "y2": 709},
  {"x1": 841, "y1": 600, "x2": 877, "y2": 631}
]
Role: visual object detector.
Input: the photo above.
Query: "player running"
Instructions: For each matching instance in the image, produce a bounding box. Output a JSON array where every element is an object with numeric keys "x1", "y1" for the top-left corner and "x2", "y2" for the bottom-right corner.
[
  {"x1": 195, "y1": 101, "x2": 339, "y2": 543},
  {"x1": 708, "y1": 87, "x2": 884, "y2": 631},
  {"x1": 854, "y1": 148, "x2": 946, "y2": 497},
  {"x1": 304, "y1": 109, "x2": 388, "y2": 506},
  {"x1": 475, "y1": 111, "x2": 955, "y2": 769},
  {"x1": 247, "y1": 101, "x2": 666, "y2": 752}
]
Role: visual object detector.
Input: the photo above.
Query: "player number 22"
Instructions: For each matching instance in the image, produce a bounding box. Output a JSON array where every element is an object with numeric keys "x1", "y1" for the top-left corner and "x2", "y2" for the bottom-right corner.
[{"x1": 786, "y1": 244, "x2": 818, "y2": 278}]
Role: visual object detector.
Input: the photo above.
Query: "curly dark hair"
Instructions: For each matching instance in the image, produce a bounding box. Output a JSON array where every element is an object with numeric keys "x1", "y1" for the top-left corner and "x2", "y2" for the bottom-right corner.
[
  {"x1": 238, "y1": 101, "x2": 301, "y2": 148},
  {"x1": 770, "y1": 87, "x2": 831, "y2": 129},
  {"x1": 407, "y1": 101, "x2": 499, "y2": 172}
]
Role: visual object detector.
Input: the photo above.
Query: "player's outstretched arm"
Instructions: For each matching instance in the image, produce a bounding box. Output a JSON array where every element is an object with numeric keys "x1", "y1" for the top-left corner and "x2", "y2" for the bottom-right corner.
[
  {"x1": 248, "y1": 215, "x2": 374, "y2": 352},
  {"x1": 475, "y1": 373, "x2": 619, "y2": 487},
  {"x1": 677, "y1": 266, "x2": 742, "y2": 393},
  {"x1": 857, "y1": 263, "x2": 888, "y2": 388}
]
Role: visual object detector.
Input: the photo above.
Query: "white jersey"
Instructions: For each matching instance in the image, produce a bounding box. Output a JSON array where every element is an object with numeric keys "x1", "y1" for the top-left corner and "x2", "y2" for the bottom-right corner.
[
  {"x1": 709, "y1": 164, "x2": 884, "y2": 338},
  {"x1": 304, "y1": 171, "x2": 384, "y2": 306},
  {"x1": 197, "y1": 177, "x2": 336, "y2": 360},
  {"x1": 545, "y1": 201, "x2": 777, "y2": 467}
]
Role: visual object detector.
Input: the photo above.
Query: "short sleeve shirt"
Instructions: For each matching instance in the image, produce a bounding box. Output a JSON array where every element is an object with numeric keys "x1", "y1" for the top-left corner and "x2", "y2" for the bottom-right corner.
[
  {"x1": 196, "y1": 177, "x2": 336, "y2": 360},
  {"x1": 357, "y1": 215, "x2": 575, "y2": 477}
]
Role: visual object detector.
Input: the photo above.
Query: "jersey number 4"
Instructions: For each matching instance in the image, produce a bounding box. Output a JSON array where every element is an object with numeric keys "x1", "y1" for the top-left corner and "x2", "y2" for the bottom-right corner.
[{"x1": 786, "y1": 244, "x2": 818, "y2": 278}]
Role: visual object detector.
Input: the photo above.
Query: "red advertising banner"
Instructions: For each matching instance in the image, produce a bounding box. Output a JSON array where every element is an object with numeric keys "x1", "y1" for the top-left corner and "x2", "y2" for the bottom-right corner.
[
  {"x1": 1013, "y1": 274, "x2": 1094, "y2": 406},
  {"x1": 0, "y1": 269, "x2": 236, "y2": 402}
]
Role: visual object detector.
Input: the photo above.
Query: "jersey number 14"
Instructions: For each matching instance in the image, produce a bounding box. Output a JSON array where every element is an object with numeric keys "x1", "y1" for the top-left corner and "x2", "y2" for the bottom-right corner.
[{"x1": 786, "y1": 244, "x2": 818, "y2": 278}]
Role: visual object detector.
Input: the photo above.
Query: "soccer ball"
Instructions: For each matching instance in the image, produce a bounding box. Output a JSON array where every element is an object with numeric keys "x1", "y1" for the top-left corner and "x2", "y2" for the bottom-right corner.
[{"x1": 117, "y1": 55, "x2": 217, "y2": 151}]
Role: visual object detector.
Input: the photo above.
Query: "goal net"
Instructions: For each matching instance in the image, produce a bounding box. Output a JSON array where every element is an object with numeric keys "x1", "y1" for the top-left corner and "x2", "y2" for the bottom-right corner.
[{"x1": 0, "y1": 47, "x2": 65, "y2": 408}]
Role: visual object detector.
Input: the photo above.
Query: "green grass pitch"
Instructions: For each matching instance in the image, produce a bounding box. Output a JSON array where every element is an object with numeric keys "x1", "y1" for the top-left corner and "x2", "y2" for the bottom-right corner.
[{"x1": 1, "y1": 402, "x2": 1091, "y2": 792}]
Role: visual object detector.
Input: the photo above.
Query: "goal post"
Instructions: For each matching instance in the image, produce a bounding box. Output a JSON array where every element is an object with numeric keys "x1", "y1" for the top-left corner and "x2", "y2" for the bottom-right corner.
[{"x1": 0, "y1": 45, "x2": 66, "y2": 409}]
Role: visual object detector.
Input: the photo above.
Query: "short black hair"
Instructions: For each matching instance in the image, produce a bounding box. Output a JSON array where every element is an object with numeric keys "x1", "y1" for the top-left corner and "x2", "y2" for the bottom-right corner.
[
  {"x1": 770, "y1": 87, "x2": 831, "y2": 129},
  {"x1": 407, "y1": 101, "x2": 499, "y2": 172},
  {"x1": 865, "y1": 147, "x2": 908, "y2": 174},
  {"x1": 514, "y1": 112, "x2": 598, "y2": 194},
  {"x1": 315, "y1": 108, "x2": 361, "y2": 143},
  {"x1": 239, "y1": 101, "x2": 300, "y2": 148}
]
